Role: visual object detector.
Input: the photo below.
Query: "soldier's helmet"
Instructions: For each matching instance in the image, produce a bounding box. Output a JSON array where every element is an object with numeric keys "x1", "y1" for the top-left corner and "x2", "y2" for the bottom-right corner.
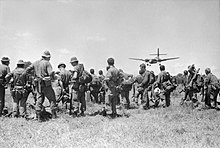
[
  {"x1": 184, "y1": 70, "x2": 188, "y2": 75},
  {"x1": 159, "y1": 65, "x2": 165, "y2": 71},
  {"x1": 42, "y1": 50, "x2": 51, "y2": 58},
  {"x1": 90, "y1": 68, "x2": 94, "y2": 74},
  {"x1": 205, "y1": 68, "x2": 211, "y2": 74},
  {"x1": 1, "y1": 57, "x2": 10, "y2": 62},
  {"x1": 188, "y1": 64, "x2": 195, "y2": 72},
  {"x1": 107, "y1": 58, "x2": 114, "y2": 65},
  {"x1": 58, "y1": 62, "x2": 66, "y2": 68},
  {"x1": 99, "y1": 70, "x2": 103, "y2": 75},
  {"x1": 17, "y1": 60, "x2": 25, "y2": 65},
  {"x1": 70, "y1": 57, "x2": 78, "y2": 63},
  {"x1": 139, "y1": 63, "x2": 146, "y2": 69}
]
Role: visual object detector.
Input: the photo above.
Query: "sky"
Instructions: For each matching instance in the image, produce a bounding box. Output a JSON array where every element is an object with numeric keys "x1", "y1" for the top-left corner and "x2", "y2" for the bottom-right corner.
[{"x1": 0, "y1": 0, "x2": 219, "y2": 77}]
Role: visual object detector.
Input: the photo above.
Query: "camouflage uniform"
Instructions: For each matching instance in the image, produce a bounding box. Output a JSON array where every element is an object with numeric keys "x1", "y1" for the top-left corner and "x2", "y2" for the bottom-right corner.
[
  {"x1": 204, "y1": 68, "x2": 219, "y2": 108},
  {"x1": 24, "y1": 51, "x2": 57, "y2": 120},
  {"x1": 5, "y1": 60, "x2": 28, "y2": 117},
  {"x1": 0, "y1": 57, "x2": 10, "y2": 116}
]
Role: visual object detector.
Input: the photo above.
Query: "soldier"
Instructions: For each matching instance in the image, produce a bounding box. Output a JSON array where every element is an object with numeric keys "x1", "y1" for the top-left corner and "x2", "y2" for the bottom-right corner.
[
  {"x1": 137, "y1": 63, "x2": 152, "y2": 109},
  {"x1": 204, "y1": 68, "x2": 220, "y2": 108},
  {"x1": 5, "y1": 60, "x2": 29, "y2": 117},
  {"x1": 132, "y1": 70, "x2": 144, "y2": 105},
  {"x1": 89, "y1": 68, "x2": 102, "y2": 103},
  {"x1": 156, "y1": 65, "x2": 172, "y2": 107},
  {"x1": 0, "y1": 57, "x2": 10, "y2": 117},
  {"x1": 180, "y1": 70, "x2": 189, "y2": 105},
  {"x1": 119, "y1": 69, "x2": 133, "y2": 109},
  {"x1": 104, "y1": 57, "x2": 123, "y2": 118},
  {"x1": 69, "y1": 57, "x2": 87, "y2": 116},
  {"x1": 23, "y1": 50, "x2": 57, "y2": 121},
  {"x1": 58, "y1": 63, "x2": 71, "y2": 93},
  {"x1": 185, "y1": 64, "x2": 203, "y2": 108},
  {"x1": 57, "y1": 63, "x2": 71, "y2": 105},
  {"x1": 98, "y1": 70, "x2": 106, "y2": 104}
]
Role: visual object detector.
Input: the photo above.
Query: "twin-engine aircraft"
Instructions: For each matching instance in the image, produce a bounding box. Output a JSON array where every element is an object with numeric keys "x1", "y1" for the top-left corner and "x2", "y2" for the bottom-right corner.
[{"x1": 129, "y1": 48, "x2": 179, "y2": 66}]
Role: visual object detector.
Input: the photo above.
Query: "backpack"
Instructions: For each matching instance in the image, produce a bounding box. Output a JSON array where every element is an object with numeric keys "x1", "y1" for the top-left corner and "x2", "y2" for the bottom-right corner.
[
  {"x1": 164, "y1": 72, "x2": 171, "y2": 82},
  {"x1": 13, "y1": 69, "x2": 26, "y2": 86},
  {"x1": 149, "y1": 71, "x2": 155, "y2": 84},
  {"x1": 79, "y1": 70, "x2": 92, "y2": 84},
  {"x1": 90, "y1": 75, "x2": 102, "y2": 88}
]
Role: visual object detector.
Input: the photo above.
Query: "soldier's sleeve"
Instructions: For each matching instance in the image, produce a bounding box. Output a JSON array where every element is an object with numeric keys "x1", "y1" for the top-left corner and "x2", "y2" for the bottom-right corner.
[
  {"x1": 6, "y1": 66, "x2": 10, "y2": 73},
  {"x1": 5, "y1": 71, "x2": 13, "y2": 83},
  {"x1": 46, "y1": 62, "x2": 54, "y2": 76},
  {"x1": 204, "y1": 75, "x2": 210, "y2": 85},
  {"x1": 24, "y1": 63, "x2": 34, "y2": 74},
  {"x1": 156, "y1": 73, "x2": 162, "y2": 84}
]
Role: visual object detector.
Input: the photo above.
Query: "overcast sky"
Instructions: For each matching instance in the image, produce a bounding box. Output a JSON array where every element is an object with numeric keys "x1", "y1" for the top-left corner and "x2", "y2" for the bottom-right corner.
[{"x1": 0, "y1": 0, "x2": 219, "y2": 77}]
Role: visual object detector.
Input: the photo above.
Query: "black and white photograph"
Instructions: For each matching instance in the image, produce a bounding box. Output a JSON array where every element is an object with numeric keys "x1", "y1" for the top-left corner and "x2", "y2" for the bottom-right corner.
[{"x1": 0, "y1": 0, "x2": 219, "y2": 147}]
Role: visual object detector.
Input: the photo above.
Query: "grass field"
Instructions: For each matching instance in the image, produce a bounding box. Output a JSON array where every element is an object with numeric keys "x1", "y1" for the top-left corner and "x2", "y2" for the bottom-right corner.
[{"x1": 1, "y1": 87, "x2": 220, "y2": 148}]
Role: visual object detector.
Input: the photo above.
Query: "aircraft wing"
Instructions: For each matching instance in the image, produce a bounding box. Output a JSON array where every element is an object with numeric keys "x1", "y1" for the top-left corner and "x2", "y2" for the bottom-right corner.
[
  {"x1": 158, "y1": 57, "x2": 179, "y2": 62},
  {"x1": 129, "y1": 58, "x2": 149, "y2": 62}
]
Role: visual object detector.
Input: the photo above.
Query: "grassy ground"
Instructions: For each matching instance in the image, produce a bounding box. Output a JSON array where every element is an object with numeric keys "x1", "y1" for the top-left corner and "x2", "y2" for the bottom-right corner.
[{"x1": 1, "y1": 88, "x2": 220, "y2": 148}]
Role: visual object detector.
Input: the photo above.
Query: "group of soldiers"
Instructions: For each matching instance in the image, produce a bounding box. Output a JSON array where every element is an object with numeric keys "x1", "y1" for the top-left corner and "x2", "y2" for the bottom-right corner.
[{"x1": 0, "y1": 50, "x2": 219, "y2": 121}]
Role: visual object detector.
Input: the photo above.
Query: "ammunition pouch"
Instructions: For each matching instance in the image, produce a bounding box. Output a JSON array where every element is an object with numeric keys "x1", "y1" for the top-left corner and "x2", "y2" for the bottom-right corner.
[{"x1": 11, "y1": 86, "x2": 26, "y2": 99}]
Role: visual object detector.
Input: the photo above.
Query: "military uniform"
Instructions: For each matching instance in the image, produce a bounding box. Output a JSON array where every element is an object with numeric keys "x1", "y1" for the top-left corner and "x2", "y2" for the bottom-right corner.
[
  {"x1": 105, "y1": 58, "x2": 122, "y2": 117},
  {"x1": 139, "y1": 68, "x2": 151, "y2": 108},
  {"x1": 58, "y1": 63, "x2": 71, "y2": 93},
  {"x1": 24, "y1": 51, "x2": 57, "y2": 120},
  {"x1": 89, "y1": 72, "x2": 102, "y2": 103},
  {"x1": 70, "y1": 57, "x2": 87, "y2": 115},
  {"x1": 120, "y1": 71, "x2": 133, "y2": 108},
  {"x1": 5, "y1": 60, "x2": 28, "y2": 117},
  {"x1": 98, "y1": 72, "x2": 106, "y2": 104},
  {"x1": 204, "y1": 68, "x2": 219, "y2": 108},
  {"x1": 156, "y1": 66, "x2": 171, "y2": 107},
  {"x1": 0, "y1": 57, "x2": 10, "y2": 116}
]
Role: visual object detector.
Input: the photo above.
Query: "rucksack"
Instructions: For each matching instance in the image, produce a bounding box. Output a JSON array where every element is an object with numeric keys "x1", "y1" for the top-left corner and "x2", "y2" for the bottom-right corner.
[
  {"x1": 79, "y1": 70, "x2": 92, "y2": 84},
  {"x1": 149, "y1": 71, "x2": 155, "y2": 84},
  {"x1": 13, "y1": 69, "x2": 26, "y2": 86},
  {"x1": 164, "y1": 72, "x2": 171, "y2": 82},
  {"x1": 90, "y1": 75, "x2": 102, "y2": 87}
]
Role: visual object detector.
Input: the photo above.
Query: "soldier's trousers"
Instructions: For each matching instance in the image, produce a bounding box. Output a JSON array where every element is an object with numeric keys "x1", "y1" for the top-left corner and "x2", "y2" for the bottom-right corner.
[
  {"x1": 205, "y1": 86, "x2": 219, "y2": 107},
  {"x1": 121, "y1": 91, "x2": 130, "y2": 107},
  {"x1": 143, "y1": 88, "x2": 150, "y2": 107},
  {"x1": 108, "y1": 87, "x2": 119, "y2": 114},
  {"x1": 0, "y1": 85, "x2": 5, "y2": 116},
  {"x1": 164, "y1": 92, "x2": 171, "y2": 107},
  {"x1": 11, "y1": 89, "x2": 29, "y2": 117},
  {"x1": 72, "y1": 90, "x2": 86, "y2": 113},
  {"x1": 36, "y1": 86, "x2": 57, "y2": 113},
  {"x1": 90, "y1": 90, "x2": 99, "y2": 103}
]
